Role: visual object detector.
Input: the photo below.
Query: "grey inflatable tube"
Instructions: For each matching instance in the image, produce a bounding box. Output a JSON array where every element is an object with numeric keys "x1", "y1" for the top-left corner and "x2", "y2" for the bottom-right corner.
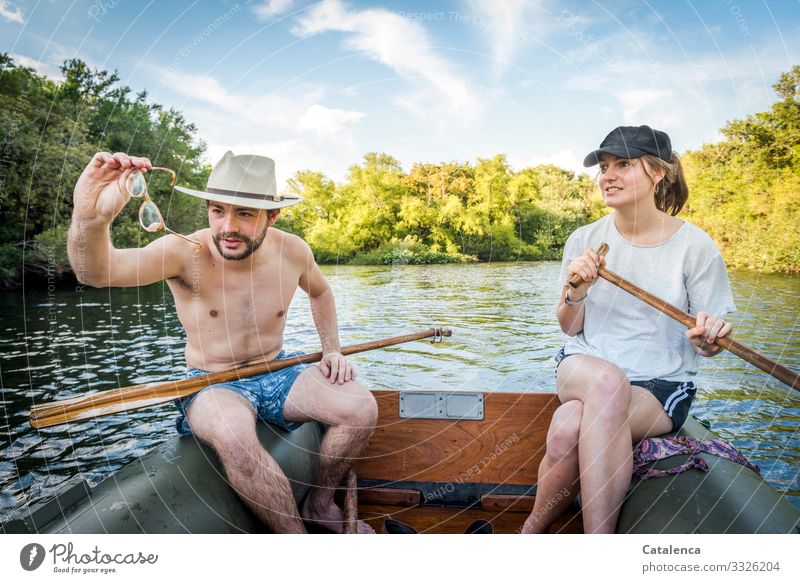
[{"x1": 8, "y1": 422, "x2": 322, "y2": 534}]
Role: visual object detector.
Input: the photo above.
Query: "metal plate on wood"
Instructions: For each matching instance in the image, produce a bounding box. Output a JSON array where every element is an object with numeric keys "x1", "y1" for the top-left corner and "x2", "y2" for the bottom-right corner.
[{"x1": 399, "y1": 392, "x2": 484, "y2": 420}]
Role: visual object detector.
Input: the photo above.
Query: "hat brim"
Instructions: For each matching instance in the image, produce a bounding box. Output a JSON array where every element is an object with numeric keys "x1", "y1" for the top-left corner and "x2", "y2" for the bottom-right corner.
[
  {"x1": 583, "y1": 146, "x2": 651, "y2": 167},
  {"x1": 174, "y1": 185, "x2": 303, "y2": 210}
]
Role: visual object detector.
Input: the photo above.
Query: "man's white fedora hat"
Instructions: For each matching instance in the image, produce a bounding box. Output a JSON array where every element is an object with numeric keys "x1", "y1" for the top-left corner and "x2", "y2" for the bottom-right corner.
[{"x1": 174, "y1": 151, "x2": 303, "y2": 210}]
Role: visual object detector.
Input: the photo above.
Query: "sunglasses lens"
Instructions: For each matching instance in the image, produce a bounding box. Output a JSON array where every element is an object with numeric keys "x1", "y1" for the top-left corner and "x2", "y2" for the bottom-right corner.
[
  {"x1": 139, "y1": 202, "x2": 164, "y2": 232},
  {"x1": 126, "y1": 171, "x2": 147, "y2": 198}
]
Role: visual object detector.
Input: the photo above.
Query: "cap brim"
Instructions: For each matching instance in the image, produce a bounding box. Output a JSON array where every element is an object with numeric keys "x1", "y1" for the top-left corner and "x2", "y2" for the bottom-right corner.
[
  {"x1": 174, "y1": 185, "x2": 303, "y2": 210},
  {"x1": 582, "y1": 146, "x2": 651, "y2": 167}
]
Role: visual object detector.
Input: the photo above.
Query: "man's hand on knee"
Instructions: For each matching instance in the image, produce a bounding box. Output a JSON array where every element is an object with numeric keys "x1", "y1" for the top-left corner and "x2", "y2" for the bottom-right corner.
[{"x1": 319, "y1": 352, "x2": 356, "y2": 385}]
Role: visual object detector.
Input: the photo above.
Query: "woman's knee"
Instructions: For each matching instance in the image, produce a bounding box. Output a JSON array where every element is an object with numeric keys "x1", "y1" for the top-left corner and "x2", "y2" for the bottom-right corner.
[
  {"x1": 546, "y1": 401, "x2": 583, "y2": 461},
  {"x1": 585, "y1": 365, "x2": 632, "y2": 415}
]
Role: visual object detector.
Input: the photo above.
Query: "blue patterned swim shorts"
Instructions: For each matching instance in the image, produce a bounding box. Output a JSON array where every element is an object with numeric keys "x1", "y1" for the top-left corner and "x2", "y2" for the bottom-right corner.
[{"x1": 174, "y1": 350, "x2": 311, "y2": 435}]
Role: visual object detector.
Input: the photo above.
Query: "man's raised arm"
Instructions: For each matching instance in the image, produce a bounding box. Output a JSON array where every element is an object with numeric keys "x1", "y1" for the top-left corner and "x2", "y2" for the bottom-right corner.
[{"x1": 68, "y1": 152, "x2": 183, "y2": 288}]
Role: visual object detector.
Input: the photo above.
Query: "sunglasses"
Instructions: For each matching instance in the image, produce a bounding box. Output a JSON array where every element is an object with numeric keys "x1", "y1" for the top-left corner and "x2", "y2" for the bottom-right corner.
[{"x1": 118, "y1": 167, "x2": 200, "y2": 246}]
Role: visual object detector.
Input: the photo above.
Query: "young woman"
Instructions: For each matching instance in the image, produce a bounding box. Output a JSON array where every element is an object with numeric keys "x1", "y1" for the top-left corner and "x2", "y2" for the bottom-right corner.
[{"x1": 522, "y1": 125, "x2": 736, "y2": 534}]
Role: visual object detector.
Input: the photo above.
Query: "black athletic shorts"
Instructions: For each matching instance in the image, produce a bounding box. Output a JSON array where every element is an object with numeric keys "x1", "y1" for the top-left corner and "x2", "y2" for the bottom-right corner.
[{"x1": 554, "y1": 347, "x2": 696, "y2": 431}]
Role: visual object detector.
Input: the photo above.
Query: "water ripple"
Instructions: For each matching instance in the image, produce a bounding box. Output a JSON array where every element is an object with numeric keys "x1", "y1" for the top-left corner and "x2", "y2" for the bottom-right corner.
[{"x1": 0, "y1": 263, "x2": 798, "y2": 522}]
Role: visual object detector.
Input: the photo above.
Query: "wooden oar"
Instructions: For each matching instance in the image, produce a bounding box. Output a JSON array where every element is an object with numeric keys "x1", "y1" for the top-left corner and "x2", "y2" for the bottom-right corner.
[
  {"x1": 30, "y1": 327, "x2": 453, "y2": 429},
  {"x1": 568, "y1": 243, "x2": 800, "y2": 391}
]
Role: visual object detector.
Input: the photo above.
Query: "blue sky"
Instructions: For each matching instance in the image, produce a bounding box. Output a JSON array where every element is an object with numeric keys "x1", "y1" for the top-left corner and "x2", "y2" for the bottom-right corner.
[{"x1": 2, "y1": 0, "x2": 798, "y2": 188}]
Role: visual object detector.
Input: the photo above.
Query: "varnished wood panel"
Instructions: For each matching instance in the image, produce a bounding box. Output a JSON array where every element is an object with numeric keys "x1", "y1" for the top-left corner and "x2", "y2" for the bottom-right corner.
[
  {"x1": 357, "y1": 390, "x2": 559, "y2": 485},
  {"x1": 358, "y1": 503, "x2": 583, "y2": 534},
  {"x1": 480, "y1": 494, "x2": 536, "y2": 512},
  {"x1": 357, "y1": 487, "x2": 421, "y2": 507}
]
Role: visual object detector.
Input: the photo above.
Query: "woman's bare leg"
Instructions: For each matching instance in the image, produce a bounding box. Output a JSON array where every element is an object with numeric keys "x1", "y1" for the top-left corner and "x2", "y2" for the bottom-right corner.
[
  {"x1": 557, "y1": 355, "x2": 672, "y2": 533},
  {"x1": 521, "y1": 400, "x2": 583, "y2": 533}
]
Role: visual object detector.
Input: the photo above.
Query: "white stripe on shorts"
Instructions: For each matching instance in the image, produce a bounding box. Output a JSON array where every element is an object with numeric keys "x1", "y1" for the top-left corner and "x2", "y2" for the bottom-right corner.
[
  {"x1": 664, "y1": 383, "x2": 689, "y2": 416},
  {"x1": 664, "y1": 382, "x2": 691, "y2": 417}
]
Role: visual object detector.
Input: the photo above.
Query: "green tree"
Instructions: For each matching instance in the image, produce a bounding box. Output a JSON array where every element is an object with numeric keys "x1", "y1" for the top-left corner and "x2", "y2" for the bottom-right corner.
[
  {"x1": 0, "y1": 55, "x2": 209, "y2": 287},
  {"x1": 683, "y1": 65, "x2": 800, "y2": 272}
]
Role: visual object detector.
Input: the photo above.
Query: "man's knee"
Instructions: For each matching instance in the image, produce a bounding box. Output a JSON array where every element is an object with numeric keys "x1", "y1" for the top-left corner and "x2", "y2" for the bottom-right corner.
[
  {"x1": 323, "y1": 383, "x2": 377, "y2": 431},
  {"x1": 546, "y1": 401, "x2": 583, "y2": 461},
  {"x1": 341, "y1": 384, "x2": 378, "y2": 431}
]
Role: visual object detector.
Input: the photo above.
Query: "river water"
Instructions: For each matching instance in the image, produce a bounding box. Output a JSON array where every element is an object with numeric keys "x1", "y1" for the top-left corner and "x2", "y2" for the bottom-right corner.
[{"x1": 1, "y1": 262, "x2": 798, "y2": 521}]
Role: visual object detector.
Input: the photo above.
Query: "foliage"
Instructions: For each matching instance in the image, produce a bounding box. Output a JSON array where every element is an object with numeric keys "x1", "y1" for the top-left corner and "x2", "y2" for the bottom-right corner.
[
  {"x1": 281, "y1": 154, "x2": 601, "y2": 265},
  {"x1": 682, "y1": 66, "x2": 800, "y2": 273},
  {"x1": 0, "y1": 54, "x2": 209, "y2": 287}
]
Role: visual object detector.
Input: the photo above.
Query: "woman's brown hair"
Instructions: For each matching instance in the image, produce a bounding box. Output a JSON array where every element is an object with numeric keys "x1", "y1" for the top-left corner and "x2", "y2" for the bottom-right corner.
[{"x1": 641, "y1": 151, "x2": 689, "y2": 216}]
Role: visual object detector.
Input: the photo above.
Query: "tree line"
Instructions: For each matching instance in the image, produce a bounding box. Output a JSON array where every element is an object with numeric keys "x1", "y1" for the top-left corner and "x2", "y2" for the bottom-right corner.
[{"x1": 1, "y1": 55, "x2": 798, "y2": 288}]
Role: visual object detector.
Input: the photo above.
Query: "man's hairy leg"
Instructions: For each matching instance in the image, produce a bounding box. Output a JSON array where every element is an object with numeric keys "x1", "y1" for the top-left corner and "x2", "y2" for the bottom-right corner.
[
  {"x1": 284, "y1": 366, "x2": 378, "y2": 533},
  {"x1": 187, "y1": 389, "x2": 306, "y2": 533}
]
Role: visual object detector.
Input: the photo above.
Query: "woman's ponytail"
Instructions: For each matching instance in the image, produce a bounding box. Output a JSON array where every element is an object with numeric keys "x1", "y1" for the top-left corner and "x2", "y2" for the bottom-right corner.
[{"x1": 644, "y1": 151, "x2": 689, "y2": 216}]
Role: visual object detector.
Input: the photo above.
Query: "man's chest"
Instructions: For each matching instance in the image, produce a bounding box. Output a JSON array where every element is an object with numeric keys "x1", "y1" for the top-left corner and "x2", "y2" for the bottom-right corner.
[{"x1": 188, "y1": 261, "x2": 301, "y2": 326}]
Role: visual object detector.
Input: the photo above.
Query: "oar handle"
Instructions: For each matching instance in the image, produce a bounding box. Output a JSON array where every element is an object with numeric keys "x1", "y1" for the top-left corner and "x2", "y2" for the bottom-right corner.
[
  {"x1": 571, "y1": 245, "x2": 800, "y2": 392},
  {"x1": 598, "y1": 266, "x2": 800, "y2": 391},
  {"x1": 568, "y1": 243, "x2": 609, "y2": 290},
  {"x1": 30, "y1": 327, "x2": 453, "y2": 428}
]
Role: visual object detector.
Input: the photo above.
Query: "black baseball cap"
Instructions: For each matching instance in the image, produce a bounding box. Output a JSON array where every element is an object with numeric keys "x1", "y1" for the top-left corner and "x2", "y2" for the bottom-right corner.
[{"x1": 583, "y1": 125, "x2": 672, "y2": 167}]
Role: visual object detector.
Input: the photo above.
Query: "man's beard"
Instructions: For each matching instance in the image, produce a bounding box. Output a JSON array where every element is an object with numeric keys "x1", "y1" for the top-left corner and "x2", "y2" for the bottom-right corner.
[{"x1": 212, "y1": 225, "x2": 269, "y2": 261}]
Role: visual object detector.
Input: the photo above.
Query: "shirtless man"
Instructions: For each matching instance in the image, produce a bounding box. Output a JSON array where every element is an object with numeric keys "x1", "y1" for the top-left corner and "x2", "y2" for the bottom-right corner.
[{"x1": 67, "y1": 151, "x2": 378, "y2": 534}]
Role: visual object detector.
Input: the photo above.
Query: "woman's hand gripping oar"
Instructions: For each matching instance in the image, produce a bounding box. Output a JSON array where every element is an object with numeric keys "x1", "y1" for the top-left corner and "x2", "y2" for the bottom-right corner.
[
  {"x1": 30, "y1": 327, "x2": 453, "y2": 428},
  {"x1": 569, "y1": 243, "x2": 800, "y2": 391}
]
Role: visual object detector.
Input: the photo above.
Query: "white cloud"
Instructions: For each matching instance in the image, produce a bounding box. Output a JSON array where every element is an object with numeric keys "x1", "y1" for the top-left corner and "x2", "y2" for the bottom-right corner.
[
  {"x1": 297, "y1": 104, "x2": 364, "y2": 134},
  {"x1": 292, "y1": 0, "x2": 480, "y2": 118},
  {"x1": 525, "y1": 148, "x2": 588, "y2": 177},
  {"x1": 466, "y1": 0, "x2": 532, "y2": 77},
  {"x1": 145, "y1": 65, "x2": 365, "y2": 189},
  {"x1": 9, "y1": 53, "x2": 62, "y2": 79},
  {"x1": 559, "y1": 34, "x2": 791, "y2": 149},
  {"x1": 0, "y1": 0, "x2": 23, "y2": 23},
  {"x1": 251, "y1": 0, "x2": 294, "y2": 21},
  {"x1": 150, "y1": 65, "x2": 326, "y2": 130},
  {"x1": 616, "y1": 88, "x2": 676, "y2": 126}
]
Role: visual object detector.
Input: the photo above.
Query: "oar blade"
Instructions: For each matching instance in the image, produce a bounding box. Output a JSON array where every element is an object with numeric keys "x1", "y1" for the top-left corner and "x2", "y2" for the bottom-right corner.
[{"x1": 30, "y1": 394, "x2": 181, "y2": 429}]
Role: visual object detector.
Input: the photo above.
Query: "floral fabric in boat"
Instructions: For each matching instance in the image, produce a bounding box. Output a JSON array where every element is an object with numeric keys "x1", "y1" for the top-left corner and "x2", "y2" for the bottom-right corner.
[{"x1": 632, "y1": 435, "x2": 761, "y2": 480}]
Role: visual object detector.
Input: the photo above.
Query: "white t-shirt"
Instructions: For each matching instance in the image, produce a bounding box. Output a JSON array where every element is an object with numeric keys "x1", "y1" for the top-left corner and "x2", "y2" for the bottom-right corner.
[{"x1": 559, "y1": 213, "x2": 736, "y2": 382}]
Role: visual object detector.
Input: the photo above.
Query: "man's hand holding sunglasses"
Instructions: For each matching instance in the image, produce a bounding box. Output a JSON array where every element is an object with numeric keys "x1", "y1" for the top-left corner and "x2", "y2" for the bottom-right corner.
[{"x1": 73, "y1": 152, "x2": 152, "y2": 224}]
